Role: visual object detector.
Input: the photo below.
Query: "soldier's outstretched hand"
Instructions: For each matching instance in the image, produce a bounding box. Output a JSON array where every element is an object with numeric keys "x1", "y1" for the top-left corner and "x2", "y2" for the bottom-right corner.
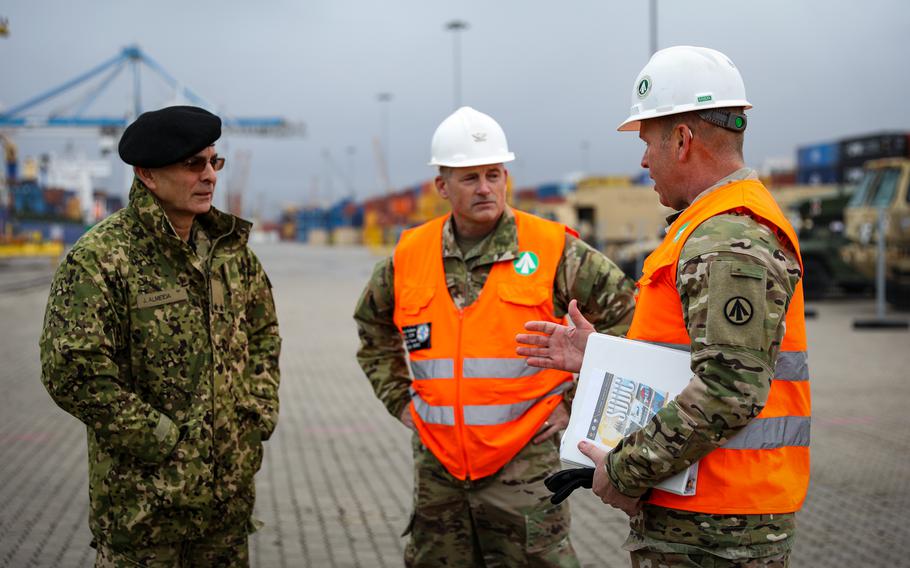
[{"x1": 517, "y1": 299, "x2": 594, "y2": 373}]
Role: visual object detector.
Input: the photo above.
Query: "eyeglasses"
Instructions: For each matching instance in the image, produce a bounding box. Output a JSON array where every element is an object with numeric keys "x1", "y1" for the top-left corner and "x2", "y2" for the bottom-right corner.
[{"x1": 181, "y1": 155, "x2": 226, "y2": 173}]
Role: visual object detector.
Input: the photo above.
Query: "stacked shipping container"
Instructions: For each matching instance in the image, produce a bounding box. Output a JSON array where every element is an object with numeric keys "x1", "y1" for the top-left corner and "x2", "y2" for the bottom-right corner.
[{"x1": 797, "y1": 132, "x2": 910, "y2": 185}]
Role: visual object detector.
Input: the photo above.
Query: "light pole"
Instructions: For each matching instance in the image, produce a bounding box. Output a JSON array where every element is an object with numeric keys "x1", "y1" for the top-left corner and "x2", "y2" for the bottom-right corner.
[
  {"x1": 445, "y1": 20, "x2": 469, "y2": 109},
  {"x1": 581, "y1": 140, "x2": 590, "y2": 173},
  {"x1": 376, "y1": 92, "x2": 393, "y2": 194},
  {"x1": 346, "y1": 145, "x2": 356, "y2": 198},
  {"x1": 649, "y1": 0, "x2": 658, "y2": 55}
]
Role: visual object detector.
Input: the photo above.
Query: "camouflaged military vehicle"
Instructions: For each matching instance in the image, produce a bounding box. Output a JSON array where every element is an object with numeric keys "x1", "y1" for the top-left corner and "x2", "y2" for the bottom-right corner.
[{"x1": 841, "y1": 158, "x2": 910, "y2": 309}]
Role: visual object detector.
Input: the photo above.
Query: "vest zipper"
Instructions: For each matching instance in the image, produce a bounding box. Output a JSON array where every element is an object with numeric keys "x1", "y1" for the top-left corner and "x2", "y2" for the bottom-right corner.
[{"x1": 455, "y1": 308, "x2": 471, "y2": 480}]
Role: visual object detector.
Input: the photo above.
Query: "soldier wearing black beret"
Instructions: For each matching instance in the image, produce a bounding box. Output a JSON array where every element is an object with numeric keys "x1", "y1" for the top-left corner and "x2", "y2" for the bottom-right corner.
[{"x1": 40, "y1": 105, "x2": 282, "y2": 566}]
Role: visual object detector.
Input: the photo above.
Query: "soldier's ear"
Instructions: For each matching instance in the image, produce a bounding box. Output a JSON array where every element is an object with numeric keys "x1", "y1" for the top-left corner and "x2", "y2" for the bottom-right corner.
[
  {"x1": 134, "y1": 166, "x2": 157, "y2": 189},
  {"x1": 675, "y1": 124, "x2": 694, "y2": 162},
  {"x1": 435, "y1": 176, "x2": 450, "y2": 200}
]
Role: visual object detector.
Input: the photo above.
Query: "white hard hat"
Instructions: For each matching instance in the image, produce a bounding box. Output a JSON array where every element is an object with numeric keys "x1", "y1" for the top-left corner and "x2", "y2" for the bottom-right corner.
[
  {"x1": 617, "y1": 46, "x2": 752, "y2": 132},
  {"x1": 429, "y1": 106, "x2": 516, "y2": 167}
]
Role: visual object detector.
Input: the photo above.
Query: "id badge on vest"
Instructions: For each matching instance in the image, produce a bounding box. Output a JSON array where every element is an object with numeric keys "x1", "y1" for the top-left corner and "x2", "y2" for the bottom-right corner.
[{"x1": 402, "y1": 322, "x2": 432, "y2": 351}]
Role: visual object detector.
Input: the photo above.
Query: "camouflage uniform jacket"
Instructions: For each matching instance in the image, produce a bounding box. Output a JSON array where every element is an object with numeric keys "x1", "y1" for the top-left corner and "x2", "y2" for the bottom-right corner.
[
  {"x1": 40, "y1": 178, "x2": 281, "y2": 548},
  {"x1": 354, "y1": 207, "x2": 635, "y2": 420},
  {"x1": 605, "y1": 169, "x2": 803, "y2": 559}
]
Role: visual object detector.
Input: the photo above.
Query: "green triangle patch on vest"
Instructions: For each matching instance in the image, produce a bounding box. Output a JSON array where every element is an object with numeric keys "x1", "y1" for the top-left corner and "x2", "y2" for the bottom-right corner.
[{"x1": 513, "y1": 251, "x2": 539, "y2": 275}]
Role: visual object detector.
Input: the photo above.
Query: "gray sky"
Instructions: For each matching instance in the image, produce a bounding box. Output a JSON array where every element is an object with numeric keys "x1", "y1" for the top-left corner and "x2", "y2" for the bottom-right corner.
[{"x1": 2, "y1": 0, "x2": 909, "y2": 218}]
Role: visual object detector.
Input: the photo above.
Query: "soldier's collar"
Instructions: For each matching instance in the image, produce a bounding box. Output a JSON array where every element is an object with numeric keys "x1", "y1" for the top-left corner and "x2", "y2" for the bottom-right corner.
[
  {"x1": 129, "y1": 178, "x2": 184, "y2": 242},
  {"x1": 127, "y1": 177, "x2": 251, "y2": 246},
  {"x1": 442, "y1": 208, "x2": 518, "y2": 265},
  {"x1": 667, "y1": 167, "x2": 758, "y2": 225}
]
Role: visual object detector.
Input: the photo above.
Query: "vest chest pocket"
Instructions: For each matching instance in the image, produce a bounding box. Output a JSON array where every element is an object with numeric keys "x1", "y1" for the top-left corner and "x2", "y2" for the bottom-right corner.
[
  {"x1": 399, "y1": 286, "x2": 435, "y2": 315},
  {"x1": 497, "y1": 283, "x2": 550, "y2": 307}
]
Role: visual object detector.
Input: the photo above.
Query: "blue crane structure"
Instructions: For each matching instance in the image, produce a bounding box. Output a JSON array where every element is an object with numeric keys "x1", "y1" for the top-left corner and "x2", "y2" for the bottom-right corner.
[{"x1": 0, "y1": 45, "x2": 304, "y2": 136}]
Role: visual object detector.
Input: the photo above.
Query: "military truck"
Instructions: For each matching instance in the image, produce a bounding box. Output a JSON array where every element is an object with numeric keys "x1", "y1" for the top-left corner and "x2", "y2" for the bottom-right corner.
[
  {"x1": 841, "y1": 158, "x2": 910, "y2": 309},
  {"x1": 789, "y1": 189, "x2": 872, "y2": 299}
]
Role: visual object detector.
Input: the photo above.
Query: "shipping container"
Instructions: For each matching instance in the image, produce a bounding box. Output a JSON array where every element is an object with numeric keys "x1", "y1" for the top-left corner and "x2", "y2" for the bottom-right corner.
[
  {"x1": 797, "y1": 142, "x2": 840, "y2": 169},
  {"x1": 326, "y1": 199, "x2": 354, "y2": 230},
  {"x1": 535, "y1": 182, "x2": 576, "y2": 201},
  {"x1": 839, "y1": 132, "x2": 908, "y2": 164},
  {"x1": 296, "y1": 207, "x2": 328, "y2": 242},
  {"x1": 797, "y1": 166, "x2": 841, "y2": 185},
  {"x1": 10, "y1": 182, "x2": 47, "y2": 217},
  {"x1": 0, "y1": 204, "x2": 7, "y2": 239},
  {"x1": 766, "y1": 170, "x2": 797, "y2": 187},
  {"x1": 106, "y1": 196, "x2": 124, "y2": 213},
  {"x1": 514, "y1": 188, "x2": 537, "y2": 201},
  {"x1": 630, "y1": 171, "x2": 651, "y2": 186},
  {"x1": 388, "y1": 187, "x2": 418, "y2": 220},
  {"x1": 14, "y1": 219, "x2": 86, "y2": 244},
  {"x1": 840, "y1": 165, "x2": 870, "y2": 185},
  {"x1": 331, "y1": 226, "x2": 361, "y2": 245},
  {"x1": 280, "y1": 221, "x2": 296, "y2": 241}
]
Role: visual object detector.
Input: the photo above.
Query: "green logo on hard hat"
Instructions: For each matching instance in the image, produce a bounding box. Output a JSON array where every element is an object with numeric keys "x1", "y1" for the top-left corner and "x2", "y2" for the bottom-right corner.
[
  {"x1": 514, "y1": 251, "x2": 539, "y2": 275},
  {"x1": 697, "y1": 95, "x2": 713, "y2": 103},
  {"x1": 637, "y1": 76, "x2": 651, "y2": 99}
]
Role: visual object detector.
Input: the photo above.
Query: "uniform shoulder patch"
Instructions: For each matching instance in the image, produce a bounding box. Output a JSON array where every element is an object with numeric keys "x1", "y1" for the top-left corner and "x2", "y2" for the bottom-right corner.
[
  {"x1": 724, "y1": 296, "x2": 753, "y2": 325},
  {"x1": 706, "y1": 260, "x2": 767, "y2": 350}
]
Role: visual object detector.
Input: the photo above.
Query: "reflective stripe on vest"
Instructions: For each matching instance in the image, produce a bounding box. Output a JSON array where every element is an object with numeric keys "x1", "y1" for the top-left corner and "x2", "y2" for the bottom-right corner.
[
  {"x1": 410, "y1": 359, "x2": 455, "y2": 380},
  {"x1": 411, "y1": 358, "x2": 542, "y2": 380},
  {"x1": 775, "y1": 351, "x2": 809, "y2": 382},
  {"x1": 725, "y1": 415, "x2": 810, "y2": 450},
  {"x1": 463, "y1": 358, "x2": 541, "y2": 379},
  {"x1": 647, "y1": 342, "x2": 809, "y2": 382},
  {"x1": 412, "y1": 383, "x2": 568, "y2": 426},
  {"x1": 411, "y1": 390, "x2": 455, "y2": 425}
]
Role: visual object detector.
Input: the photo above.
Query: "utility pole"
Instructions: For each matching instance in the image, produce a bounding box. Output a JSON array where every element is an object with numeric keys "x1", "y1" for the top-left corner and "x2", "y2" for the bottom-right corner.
[
  {"x1": 376, "y1": 92, "x2": 393, "y2": 194},
  {"x1": 581, "y1": 140, "x2": 590, "y2": 173},
  {"x1": 445, "y1": 20, "x2": 470, "y2": 109},
  {"x1": 346, "y1": 145, "x2": 356, "y2": 198},
  {"x1": 649, "y1": 0, "x2": 658, "y2": 55}
]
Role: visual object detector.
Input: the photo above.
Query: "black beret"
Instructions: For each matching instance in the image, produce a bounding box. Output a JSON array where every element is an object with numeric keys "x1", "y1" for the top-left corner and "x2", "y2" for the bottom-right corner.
[{"x1": 118, "y1": 106, "x2": 221, "y2": 167}]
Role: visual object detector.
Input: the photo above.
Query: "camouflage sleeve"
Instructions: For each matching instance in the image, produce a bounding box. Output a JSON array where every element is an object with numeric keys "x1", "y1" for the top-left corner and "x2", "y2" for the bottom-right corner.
[
  {"x1": 243, "y1": 250, "x2": 282, "y2": 439},
  {"x1": 39, "y1": 246, "x2": 181, "y2": 464},
  {"x1": 606, "y1": 214, "x2": 801, "y2": 497},
  {"x1": 353, "y1": 257, "x2": 411, "y2": 419},
  {"x1": 553, "y1": 233, "x2": 636, "y2": 335}
]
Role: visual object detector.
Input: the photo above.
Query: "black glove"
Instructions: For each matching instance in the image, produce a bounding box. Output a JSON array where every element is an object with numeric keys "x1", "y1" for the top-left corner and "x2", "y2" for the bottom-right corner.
[{"x1": 544, "y1": 467, "x2": 595, "y2": 505}]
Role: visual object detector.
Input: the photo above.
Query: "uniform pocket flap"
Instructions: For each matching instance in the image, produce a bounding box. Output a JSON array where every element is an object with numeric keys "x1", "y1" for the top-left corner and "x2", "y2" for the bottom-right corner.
[
  {"x1": 400, "y1": 286, "x2": 435, "y2": 315},
  {"x1": 731, "y1": 263, "x2": 766, "y2": 279},
  {"x1": 498, "y1": 282, "x2": 550, "y2": 306}
]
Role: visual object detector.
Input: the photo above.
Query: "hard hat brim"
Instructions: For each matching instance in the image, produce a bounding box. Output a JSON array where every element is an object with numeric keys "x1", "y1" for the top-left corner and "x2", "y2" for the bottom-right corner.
[
  {"x1": 428, "y1": 152, "x2": 516, "y2": 168},
  {"x1": 617, "y1": 100, "x2": 752, "y2": 132}
]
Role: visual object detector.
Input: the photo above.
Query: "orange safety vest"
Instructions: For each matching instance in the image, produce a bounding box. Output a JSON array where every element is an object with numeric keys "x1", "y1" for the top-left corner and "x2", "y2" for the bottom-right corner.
[
  {"x1": 627, "y1": 179, "x2": 811, "y2": 515},
  {"x1": 393, "y1": 210, "x2": 573, "y2": 480}
]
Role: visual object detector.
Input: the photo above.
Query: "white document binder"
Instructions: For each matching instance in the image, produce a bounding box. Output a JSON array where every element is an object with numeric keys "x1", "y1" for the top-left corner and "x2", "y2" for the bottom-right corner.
[{"x1": 560, "y1": 333, "x2": 698, "y2": 496}]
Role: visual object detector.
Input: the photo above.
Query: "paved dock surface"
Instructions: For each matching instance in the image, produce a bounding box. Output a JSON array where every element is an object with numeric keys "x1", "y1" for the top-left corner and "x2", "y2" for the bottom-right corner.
[{"x1": 1, "y1": 243, "x2": 909, "y2": 567}]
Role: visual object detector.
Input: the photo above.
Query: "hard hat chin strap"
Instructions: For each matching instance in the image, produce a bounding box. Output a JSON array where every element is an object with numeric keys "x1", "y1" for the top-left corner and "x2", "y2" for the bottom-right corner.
[{"x1": 698, "y1": 109, "x2": 747, "y2": 132}]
